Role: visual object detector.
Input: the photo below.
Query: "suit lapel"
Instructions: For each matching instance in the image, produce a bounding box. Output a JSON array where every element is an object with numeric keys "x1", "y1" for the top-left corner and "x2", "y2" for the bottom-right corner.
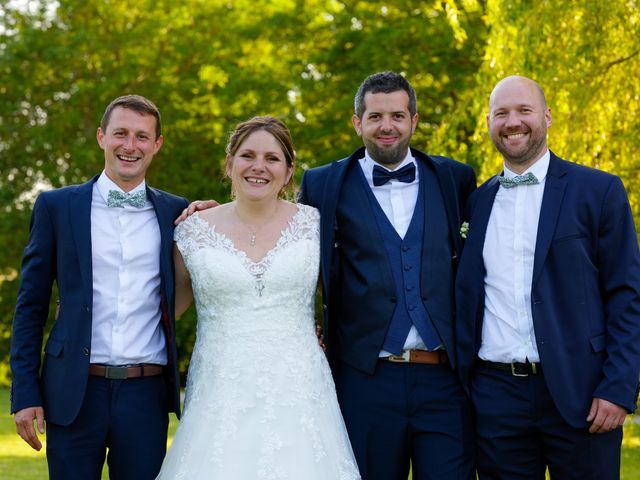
[
  {"x1": 422, "y1": 152, "x2": 463, "y2": 259},
  {"x1": 318, "y1": 150, "x2": 364, "y2": 297},
  {"x1": 70, "y1": 176, "x2": 98, "y2": 308},
  {"x1": 416, "y1": 160, "x2": 435, "y2": 260},
  {"x1": 146, "y1": 187, "x2": 174, "y2": 300},
  {"x1": 532, "y1": 154, "x2": 568, "y2": 286},
  {"x1": 465, "y1": 177, "x2": 500, "y2": 287},
  {"x1": 470, "y1": 177, "x2": 500, "y2": 251}
]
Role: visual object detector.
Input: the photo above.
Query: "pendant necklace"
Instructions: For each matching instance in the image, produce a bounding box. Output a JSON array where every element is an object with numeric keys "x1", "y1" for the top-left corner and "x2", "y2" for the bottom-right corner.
[{"x1": 234, "y1": 204, "x2": 279, "y2": 247}]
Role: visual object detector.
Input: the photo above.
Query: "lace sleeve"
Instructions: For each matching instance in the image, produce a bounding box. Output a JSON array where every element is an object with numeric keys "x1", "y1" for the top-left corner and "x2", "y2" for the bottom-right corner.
[
  {"x1": 286, "y1": 204, "x2": 320, "y2": 243},
  {"x1": 174, "y1": 213, "x2": 214, "y2": 262}
]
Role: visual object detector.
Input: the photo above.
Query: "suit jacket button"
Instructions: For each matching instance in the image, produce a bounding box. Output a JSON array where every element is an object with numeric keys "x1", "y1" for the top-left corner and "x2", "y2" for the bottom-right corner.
[{"x1": 83, "y1": 347, "x2": 90, "y2": 356}]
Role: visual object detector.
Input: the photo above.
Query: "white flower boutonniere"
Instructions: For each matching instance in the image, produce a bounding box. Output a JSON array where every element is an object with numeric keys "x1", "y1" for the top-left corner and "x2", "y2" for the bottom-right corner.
[{"x1": 460, "y1": 222, "x2": 469, "y2": 239}]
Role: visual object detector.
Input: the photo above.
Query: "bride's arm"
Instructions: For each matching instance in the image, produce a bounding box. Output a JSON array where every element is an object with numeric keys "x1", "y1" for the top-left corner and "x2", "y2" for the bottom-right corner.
[{"x1": 174, "y1": 243, "x2": 194, "y2": 317}]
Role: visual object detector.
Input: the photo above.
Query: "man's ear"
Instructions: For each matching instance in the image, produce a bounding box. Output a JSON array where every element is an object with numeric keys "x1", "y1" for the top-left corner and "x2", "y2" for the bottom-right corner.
[
  {"x1": 352, "y1": 115, "x2": 363, "y2": 136},
  {"x1": 96, "y1": 128, "x2": 105, "y2": 149},
  {"x1": 411, "y1": 113, "x2": 419, "y2": 135}
]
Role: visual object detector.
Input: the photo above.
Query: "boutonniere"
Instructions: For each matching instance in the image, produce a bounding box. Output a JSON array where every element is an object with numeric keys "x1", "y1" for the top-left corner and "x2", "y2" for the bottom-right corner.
[{"x1": 459, "y1": 222, "x2": 469, "y2": 239}]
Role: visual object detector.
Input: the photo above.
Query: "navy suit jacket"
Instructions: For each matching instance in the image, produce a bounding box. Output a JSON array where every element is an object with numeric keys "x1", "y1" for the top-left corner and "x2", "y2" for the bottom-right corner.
[
  {"x1": 10, "y1": 175, "x2": 188, "y2": 426},
  {"x1": 299, "y1": 147, "x2": 476, "y2": 374},
  {"x1": 456, "y1": 152, "x2": 640, "y2": 428}
]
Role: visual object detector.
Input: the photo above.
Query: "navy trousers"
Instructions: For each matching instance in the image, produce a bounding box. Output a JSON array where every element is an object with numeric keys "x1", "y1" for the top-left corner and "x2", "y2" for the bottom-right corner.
[
  {"x1": 334, "y1": 359, "x2": 474, "y2": 480},
  {"x1": 46, "y1": 375, "x2": 169, "y2": 480},
  {"x1": 472, "y1": 364, "x2": 622, "y2": 480}
]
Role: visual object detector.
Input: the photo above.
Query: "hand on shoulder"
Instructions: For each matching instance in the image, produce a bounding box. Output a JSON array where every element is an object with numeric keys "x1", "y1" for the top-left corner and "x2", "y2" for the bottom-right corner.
[{"x1": 174, "y1": 199, "x2": 220, "y2": 225}]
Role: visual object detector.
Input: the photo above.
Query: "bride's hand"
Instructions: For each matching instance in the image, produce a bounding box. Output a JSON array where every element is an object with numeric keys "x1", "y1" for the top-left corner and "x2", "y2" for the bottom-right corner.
[{"x1": 174, "y1": 200, "x2": 220, "y2": 225}]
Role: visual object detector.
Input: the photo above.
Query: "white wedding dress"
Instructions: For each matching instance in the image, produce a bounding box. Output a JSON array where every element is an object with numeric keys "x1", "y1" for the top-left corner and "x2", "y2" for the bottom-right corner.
[{"x1": 157, "y1": 204, "x2": 360, "y2": 480}]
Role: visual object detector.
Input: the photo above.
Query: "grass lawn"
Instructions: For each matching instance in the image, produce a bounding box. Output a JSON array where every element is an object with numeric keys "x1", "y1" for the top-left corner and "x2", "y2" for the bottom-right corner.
[{"x1": 1, "y1": 387, "x2": 638, "y2": 479}]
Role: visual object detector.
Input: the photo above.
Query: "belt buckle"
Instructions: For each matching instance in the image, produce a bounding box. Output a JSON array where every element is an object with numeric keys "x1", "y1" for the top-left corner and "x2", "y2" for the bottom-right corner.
[
  {"x1": 105, "y1": 366, "x2": 129, "y2": 380},
  {"x1": 387, "y1": 350, "x2": 411, "y2": 363},
  {"x1": 510, "y1": 362, "x2": 529, "y2": 377}
]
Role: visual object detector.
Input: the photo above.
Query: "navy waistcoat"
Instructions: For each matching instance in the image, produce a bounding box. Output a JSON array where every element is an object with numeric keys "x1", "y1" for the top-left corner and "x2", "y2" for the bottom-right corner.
[{"x1": 358, "y1": 165, "x2": 443, "y2": 354}]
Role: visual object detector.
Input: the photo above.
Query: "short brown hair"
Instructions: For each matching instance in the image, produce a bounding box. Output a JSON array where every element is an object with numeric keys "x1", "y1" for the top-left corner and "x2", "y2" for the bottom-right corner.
[{"x1": 100, "y1": 95, "x2": 162, "y2": 139}]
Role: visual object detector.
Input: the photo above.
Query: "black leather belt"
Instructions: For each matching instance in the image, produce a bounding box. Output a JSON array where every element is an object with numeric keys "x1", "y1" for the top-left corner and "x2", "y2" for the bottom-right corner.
[{"x1": 478, "y1": 359, "x2": 542, "y2": 377}]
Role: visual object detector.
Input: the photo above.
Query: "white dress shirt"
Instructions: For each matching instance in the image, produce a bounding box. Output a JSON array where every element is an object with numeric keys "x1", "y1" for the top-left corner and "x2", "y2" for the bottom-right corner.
[
  {"x1": 90, "y1": 172, "x2": 166, "y2": 365},
  {"x1": 479, "y1": 150, "x2": 551, "y2": 363},
  {"x1": 358, "y1": 150, "x2": 428, "y2": 354}
]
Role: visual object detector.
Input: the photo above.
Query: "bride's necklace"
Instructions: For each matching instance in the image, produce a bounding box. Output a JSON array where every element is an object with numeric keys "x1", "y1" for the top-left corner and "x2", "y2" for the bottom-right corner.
[{"x1": 234, "y1": 204, "x2": 279, "y2": 247}]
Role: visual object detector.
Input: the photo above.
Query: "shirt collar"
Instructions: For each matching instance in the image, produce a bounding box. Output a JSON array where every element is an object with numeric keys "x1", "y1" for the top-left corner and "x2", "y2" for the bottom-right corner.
[
  {"x1": 96, "y1": 171, "x2": 147, "y2": 204},
  {"x1": 503, "y1": 149, "x2": 550, "y2": 183}
]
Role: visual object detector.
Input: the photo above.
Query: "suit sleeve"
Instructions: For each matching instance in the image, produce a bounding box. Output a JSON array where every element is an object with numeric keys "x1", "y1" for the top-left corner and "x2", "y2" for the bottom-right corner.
[
  {"x1": 10, "y1": 193, "x2": 57, "y2": 413},
  {"x1": 592, "y1": 176, "x2": 640, "y2": 412}
]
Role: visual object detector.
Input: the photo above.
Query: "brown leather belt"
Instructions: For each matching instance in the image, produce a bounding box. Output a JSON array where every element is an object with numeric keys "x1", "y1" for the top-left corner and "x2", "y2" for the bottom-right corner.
[
  {"x1": 89, "y1": 364, "x2": 164, "y2": 380},
  {"x1": 383, "y1": 349, "x2": 448, "y2": 365}
]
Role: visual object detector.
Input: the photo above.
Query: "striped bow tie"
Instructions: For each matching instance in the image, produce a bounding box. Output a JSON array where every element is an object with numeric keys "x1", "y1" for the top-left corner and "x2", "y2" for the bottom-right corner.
[
  {"x1": 497, "y1": 172, "x2": 539, "y2": 189},
  {"x1": 107, "y1": 189, "x2": 147, "y2": 208}
]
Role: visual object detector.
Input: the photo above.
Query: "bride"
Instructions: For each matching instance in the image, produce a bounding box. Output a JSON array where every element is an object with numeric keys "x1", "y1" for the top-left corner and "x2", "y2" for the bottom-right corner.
[{"x1": 156, "y1": 116, "x2": 360, "y2": 479}]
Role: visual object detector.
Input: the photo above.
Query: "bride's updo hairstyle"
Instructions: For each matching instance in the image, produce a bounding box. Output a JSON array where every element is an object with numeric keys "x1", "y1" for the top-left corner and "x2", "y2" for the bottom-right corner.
[{"x1": 225, "y1": 116, "x2": 296, "y2": 197}]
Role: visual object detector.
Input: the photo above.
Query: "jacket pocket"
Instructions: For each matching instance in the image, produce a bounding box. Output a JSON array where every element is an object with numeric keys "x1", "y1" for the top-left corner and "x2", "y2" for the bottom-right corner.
[
  {"x1": 44, "y1": 337, "x2": 64, "y2": 357},
  {"x1": 552, "y1": 233, "x2": 587, "y2": 244}
]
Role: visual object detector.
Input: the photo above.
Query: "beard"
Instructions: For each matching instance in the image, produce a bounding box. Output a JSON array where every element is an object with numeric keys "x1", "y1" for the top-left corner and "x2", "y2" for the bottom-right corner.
[
  {"x1": 363, "y1": 136, "x2": 411, "y2": 168},
  {"x1": 491, "y1": 123, "x2": 548, "y2": 169}
]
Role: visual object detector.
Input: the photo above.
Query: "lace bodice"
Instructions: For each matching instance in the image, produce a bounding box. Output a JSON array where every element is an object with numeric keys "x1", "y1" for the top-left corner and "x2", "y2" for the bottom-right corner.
[{"x1": 175, "y1": 204, "x2": 319, "y2": 299}]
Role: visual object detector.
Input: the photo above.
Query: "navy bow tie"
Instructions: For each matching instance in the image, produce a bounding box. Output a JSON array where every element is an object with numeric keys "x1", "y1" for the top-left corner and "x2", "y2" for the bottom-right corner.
[{"x1": 372, "y1": 163, "x2": 416, "y2": 187}]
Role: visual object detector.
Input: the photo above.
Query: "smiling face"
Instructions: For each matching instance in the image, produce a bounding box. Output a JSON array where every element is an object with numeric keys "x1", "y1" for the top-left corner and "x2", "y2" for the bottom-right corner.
[
  {"x1": 352, "y1": 90, "x2": 418, "y2": 169},
  {"x1": 97, "y1": 106, "x2": 163, "y2": 191},
  {"x1": 487, "y1": 76, "x2": 552, "y2": 173},
  {"x1": 226, "y1": 129, "x2": 294, "y2": 202}
]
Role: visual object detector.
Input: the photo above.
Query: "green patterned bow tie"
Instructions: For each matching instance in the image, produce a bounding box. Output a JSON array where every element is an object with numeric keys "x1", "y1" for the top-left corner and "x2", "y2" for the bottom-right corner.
[
  {"x1": 107, "y1": 189, "x2": 147, "y2": 208},
  {"x1": 497, "y1": 172, "x2": 539, "y2": 189}
]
